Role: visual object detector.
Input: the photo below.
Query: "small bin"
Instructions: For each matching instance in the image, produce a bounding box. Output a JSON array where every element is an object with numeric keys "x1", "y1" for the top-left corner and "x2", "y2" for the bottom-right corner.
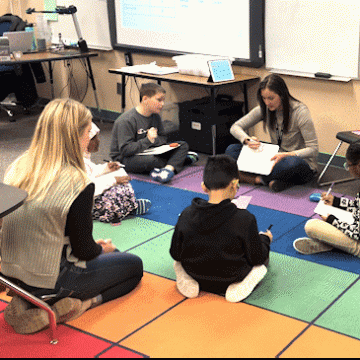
[
  {"x1": 178, "y1": 96, "x2": 243, "y2": 154},
  {"x1": 173, "y1": 54, "x2": 234, "y2": 77}
]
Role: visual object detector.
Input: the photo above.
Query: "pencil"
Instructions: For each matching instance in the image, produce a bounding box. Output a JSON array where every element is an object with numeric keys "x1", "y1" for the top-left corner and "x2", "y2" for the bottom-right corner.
[{"x1": 325, "y1": 182, "x2": 335, "y2": 197}]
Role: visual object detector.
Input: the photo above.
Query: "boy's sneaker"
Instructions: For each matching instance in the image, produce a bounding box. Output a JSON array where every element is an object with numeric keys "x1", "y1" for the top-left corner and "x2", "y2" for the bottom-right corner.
[
  {"x1": 135, "y1": 199, "x2": 152, "y2": 215},
  {"x1": 185, "y1": 151, "x2": 199, "y2": 166},
  {"x1": 225, "y1": 265, "x2": 267, "y2": 303},
  {"x1": 150, "y1": 168, "x2": 175, "y2": 183}
]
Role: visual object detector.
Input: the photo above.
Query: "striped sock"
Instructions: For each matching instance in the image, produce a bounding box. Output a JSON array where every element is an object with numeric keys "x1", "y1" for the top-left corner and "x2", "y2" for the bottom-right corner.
[{"x1": 135, "y1": 199, "x2": 152, "y2": 215}]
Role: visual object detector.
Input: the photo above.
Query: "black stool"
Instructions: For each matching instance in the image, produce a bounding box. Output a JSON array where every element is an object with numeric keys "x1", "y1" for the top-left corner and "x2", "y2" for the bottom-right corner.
[{"x1": 318, "y1": 131, "x2": 360, "y2": 186}]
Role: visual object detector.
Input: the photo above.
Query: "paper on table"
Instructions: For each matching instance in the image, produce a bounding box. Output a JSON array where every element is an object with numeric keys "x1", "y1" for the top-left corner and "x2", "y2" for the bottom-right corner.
[
  {"x1": 138, "y1": 144, "x2": 180, "y2": 155},
  {"x1": 237, "y1": 143, "x2": 279, "y2": 175},
  {"x1": 314, "y1": 200, "x2": 354, "y2": 224},
  {"x1": 140, "y1": 66, "x2": 179, "y2": 75},
  {"x1": 232, "y1": 196, "x2": 252, "y2": 209},
  {"x1": 118, "y1": 62, "x2": 179, "y2": 75}
]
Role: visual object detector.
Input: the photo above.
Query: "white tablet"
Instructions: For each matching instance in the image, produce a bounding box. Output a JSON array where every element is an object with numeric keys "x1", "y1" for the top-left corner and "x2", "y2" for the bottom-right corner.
[{"x1": 208, "y1": 59, "x2": 235, "y2": 82}]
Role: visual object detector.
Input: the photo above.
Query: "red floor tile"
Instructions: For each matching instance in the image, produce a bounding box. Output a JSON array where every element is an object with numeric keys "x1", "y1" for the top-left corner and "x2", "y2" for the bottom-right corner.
[{"x1": 0, "y1": 314, "x2": 113, "y2": 358}]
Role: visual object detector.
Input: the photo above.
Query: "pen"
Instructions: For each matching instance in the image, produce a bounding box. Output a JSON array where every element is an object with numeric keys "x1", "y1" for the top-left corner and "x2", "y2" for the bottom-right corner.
[
  {"x1": 325, "y1": 182, "x2": 335, "y2": 197},
  {"x1": 267, "y1": 224, "x2": 273, "y2": 231}
]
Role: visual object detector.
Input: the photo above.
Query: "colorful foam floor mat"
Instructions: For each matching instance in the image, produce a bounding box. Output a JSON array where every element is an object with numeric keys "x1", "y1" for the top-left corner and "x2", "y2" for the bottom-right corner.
[{"x1": 1, "y1": 166, "x2": 360, "y2": 358}]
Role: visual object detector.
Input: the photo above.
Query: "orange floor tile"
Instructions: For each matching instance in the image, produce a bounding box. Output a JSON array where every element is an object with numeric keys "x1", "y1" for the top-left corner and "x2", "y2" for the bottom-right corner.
[
  {"x1": 0, "y1": 291, "x2": 11, "y2": 303},
  {"x1": 280, "y1": 325, "x2": 360, "y2": 358},
  {"x1": 68, "y1": 272, "x2": 185, "y2": 342},
  {"x1": 120, "y1": 292, "x2": 309, "y2": 358}
]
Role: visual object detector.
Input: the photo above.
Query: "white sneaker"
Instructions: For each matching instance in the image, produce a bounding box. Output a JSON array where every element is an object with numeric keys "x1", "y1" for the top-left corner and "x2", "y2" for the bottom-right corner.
[
  {"x1": 225, "y1": 265, "x2": 268, "y2": 303},
  {"x1": 173, "y1": 261, "x2": 200, "y2": 298},
  {"x1": 293, "y1": 237, "x2": 333, "y2": 255}
]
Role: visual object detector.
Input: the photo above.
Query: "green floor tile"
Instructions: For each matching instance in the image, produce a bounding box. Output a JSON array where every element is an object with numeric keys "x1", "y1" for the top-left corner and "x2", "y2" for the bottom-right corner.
[
  {"x1": 315, "y1": 279, "x2": 360, "y2": 339},
  {"x1": 93, "y1": 218, "x2": 174, "y2": 252},
  {"x1": 244, "y1": 252, "x2": 358, "y2": 322},
  {"x1": 128, "y1": 231, "x2": 176, "y2": 280}
]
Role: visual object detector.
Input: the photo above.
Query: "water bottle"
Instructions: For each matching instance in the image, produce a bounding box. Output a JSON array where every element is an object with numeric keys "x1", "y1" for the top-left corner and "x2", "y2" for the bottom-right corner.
[{"x1": 25, "y1": 26, "x2": 37, "y2": 51}]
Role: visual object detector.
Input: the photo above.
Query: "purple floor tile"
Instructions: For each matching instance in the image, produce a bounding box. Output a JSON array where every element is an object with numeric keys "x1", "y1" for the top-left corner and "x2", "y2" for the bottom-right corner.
[
  {"x1": 170, "y1": 166, "x2": 256, "y2": 195},
  {"x1": 248, "y1": 185, "x2": 344, "y2": 217}
]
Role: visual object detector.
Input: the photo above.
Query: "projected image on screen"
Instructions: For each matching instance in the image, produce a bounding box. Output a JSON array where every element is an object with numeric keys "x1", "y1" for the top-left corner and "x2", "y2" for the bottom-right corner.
[{"x1": 108, "y1": 0, "x2": 264, "y2": 67}]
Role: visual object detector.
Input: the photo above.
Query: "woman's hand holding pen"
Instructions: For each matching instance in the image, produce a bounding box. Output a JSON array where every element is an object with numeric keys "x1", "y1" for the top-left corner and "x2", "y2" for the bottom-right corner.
[
  {"x1": 244, "y1": 136, "x2": 261, "y2": 150},
  {"x1": 106, "y1": 161, "x2": 121, "y2": 172}
]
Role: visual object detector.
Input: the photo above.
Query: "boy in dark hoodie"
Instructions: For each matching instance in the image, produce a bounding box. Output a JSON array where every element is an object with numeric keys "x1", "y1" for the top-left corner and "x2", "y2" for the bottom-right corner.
[{"x1": 170, "y1": 155, "x2": 272, "y2": 302}]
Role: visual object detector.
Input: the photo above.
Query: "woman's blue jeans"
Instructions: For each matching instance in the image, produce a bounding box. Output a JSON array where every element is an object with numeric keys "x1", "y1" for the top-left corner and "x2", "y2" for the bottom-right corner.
[
  {"x1": 225, "y1": 143, "x2": 315, "y2": 185},
  {"x1": 7, "y1": 250, "x2": 143, "y2": 305}
]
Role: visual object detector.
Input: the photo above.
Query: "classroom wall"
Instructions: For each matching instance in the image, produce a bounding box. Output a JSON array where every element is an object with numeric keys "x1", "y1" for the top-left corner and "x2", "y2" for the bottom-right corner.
[{"x1": 2, "y1": 1, "x2": 360, "y2": 158}]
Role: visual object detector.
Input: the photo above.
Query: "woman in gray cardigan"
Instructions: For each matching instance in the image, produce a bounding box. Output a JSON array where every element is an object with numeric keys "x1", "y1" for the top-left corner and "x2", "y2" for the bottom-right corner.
[{"x1": 226, "y1": 74, "x2": 318, "y2": 192}]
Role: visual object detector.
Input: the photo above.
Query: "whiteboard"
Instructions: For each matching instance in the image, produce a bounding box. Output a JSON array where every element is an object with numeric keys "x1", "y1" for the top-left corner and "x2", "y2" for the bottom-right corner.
[
  {"x1": 108, "y1": 0, "x2": 265, "y2": 68},
  {"x1": 265, "y1": 0, "x2": 360, "y2": 79},
  {"x1": 49, "y1": 0, "x2": 112, "y2": 51}
]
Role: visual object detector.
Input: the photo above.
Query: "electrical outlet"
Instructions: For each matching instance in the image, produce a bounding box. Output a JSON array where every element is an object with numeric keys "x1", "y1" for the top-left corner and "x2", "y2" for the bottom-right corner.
[{"x1": 117, "y1": 82, "x2": 122, "y2": 95}]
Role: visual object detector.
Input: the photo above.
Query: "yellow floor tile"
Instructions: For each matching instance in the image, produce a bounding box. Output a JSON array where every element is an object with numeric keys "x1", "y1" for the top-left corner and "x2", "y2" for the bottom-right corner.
[
  {"x1": 280, "y1": 325, "x2": 360, "y2": 358},
  {"x1": 121, "y1": 292, "x2": 308, "y2": 358},
  {"x1": 69, "y1": 272, "x2": 184, "y2": 342}
]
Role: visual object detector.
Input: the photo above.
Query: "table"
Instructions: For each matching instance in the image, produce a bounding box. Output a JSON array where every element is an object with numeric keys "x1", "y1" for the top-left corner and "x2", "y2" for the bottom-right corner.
[
  {"x1": 0, "y1": 50, "x2": 100, "y2": 110},
  {"x1": 0, "y1": 183, "x2": 59, "y2": 344},
  {"x1": 108, "y1": 68, "x2": 259, "y2": 154},
  {"x1": 0, "y1": 182, "x2": 28, "y2": 218}
]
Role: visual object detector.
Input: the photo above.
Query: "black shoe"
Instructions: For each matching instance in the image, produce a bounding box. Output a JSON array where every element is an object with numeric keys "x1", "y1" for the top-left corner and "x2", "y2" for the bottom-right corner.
[{"x1": 269, "y1": 180, "x2": 289, "y2": 192}]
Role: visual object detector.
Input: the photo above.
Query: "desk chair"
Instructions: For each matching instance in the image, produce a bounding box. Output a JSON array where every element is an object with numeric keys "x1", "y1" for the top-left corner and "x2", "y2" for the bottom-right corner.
[
  {"x1": 0, "y1": 14, "x2": 42, "y2": 120},
  {"x1": 317, "y1": 131, "x2": 360, "y2": 186},
  {"x1": 0, "y1": 102, "x2": 14, "y2": 118},
  {"x1": 0, "y1": 274, "x2": 58, "y2": 344},
  {"x1": 0, "y1": 18, "x2": 16, "y2": 119}
]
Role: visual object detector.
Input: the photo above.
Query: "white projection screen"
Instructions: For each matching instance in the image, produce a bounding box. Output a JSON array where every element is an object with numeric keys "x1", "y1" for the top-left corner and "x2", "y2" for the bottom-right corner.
[{"x1": 108, "y1": 0, "x2": 265, "y2": 67}]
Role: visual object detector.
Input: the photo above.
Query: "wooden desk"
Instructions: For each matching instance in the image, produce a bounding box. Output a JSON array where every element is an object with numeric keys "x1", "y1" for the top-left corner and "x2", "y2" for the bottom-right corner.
[
  {"x1": 109, "y1": 69, "x2": 259, "y2": 114},
  {"x1": 0, "y1": 183, "x2": 27, "y2": 218},
  {"x1": 108, "y1": 69, "x2": 259, "y2": 154},
  {"x1": 1, "y1": 50, "x2": 100, "y2": 110}
]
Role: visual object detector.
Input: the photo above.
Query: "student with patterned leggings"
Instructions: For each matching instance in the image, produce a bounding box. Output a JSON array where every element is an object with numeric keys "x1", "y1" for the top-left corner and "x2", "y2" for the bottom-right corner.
[{"x1": 294, "y1": 141, "x2": 360, "y2": 256}]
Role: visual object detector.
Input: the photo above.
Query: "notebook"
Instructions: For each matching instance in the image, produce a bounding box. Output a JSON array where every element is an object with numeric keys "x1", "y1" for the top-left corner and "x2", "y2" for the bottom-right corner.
[{"x1": 3, "y1": 31, "x2": 33, "y2": 53}]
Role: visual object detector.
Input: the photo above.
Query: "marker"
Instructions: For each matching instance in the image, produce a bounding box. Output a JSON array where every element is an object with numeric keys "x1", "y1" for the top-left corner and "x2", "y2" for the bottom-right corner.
[
  {"x1": 326, "y1": 182, "x2": 335, "y2": 197},
  {"x1": 267, "y1": 224, "x2": 273, "y2": 231},
  {"x1": 315, "y1": 72, "x2": 332, "y2": 79}
]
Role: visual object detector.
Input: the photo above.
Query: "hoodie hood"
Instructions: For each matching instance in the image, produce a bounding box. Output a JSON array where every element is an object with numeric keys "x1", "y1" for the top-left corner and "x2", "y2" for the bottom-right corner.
[{"x1": 185, "y1": 198, "x2": 238, "y2": 232}]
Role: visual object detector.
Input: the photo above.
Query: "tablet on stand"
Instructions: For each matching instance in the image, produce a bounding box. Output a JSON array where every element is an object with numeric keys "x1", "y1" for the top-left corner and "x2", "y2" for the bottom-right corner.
[{"x1": 208, "y1": 59, "x2": 235, "y2": 83}]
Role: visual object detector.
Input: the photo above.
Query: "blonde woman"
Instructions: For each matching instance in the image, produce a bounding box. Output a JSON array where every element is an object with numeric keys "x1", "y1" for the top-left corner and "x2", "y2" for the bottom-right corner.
[{"x1": 0, "y1": 99, "x2": 143, "y2": 334}]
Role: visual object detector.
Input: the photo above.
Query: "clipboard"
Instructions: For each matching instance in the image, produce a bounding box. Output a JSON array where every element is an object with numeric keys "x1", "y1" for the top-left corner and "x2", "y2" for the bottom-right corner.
[
  {"x1": 137, "y1": 144, "x2": 180, "y2": 155},
  {"x1": 237, "y1": 143, "x2": 279, "y2": 175},
  {"x1": 314, "y1": 200, "x2": 354, "y2": 224}
]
